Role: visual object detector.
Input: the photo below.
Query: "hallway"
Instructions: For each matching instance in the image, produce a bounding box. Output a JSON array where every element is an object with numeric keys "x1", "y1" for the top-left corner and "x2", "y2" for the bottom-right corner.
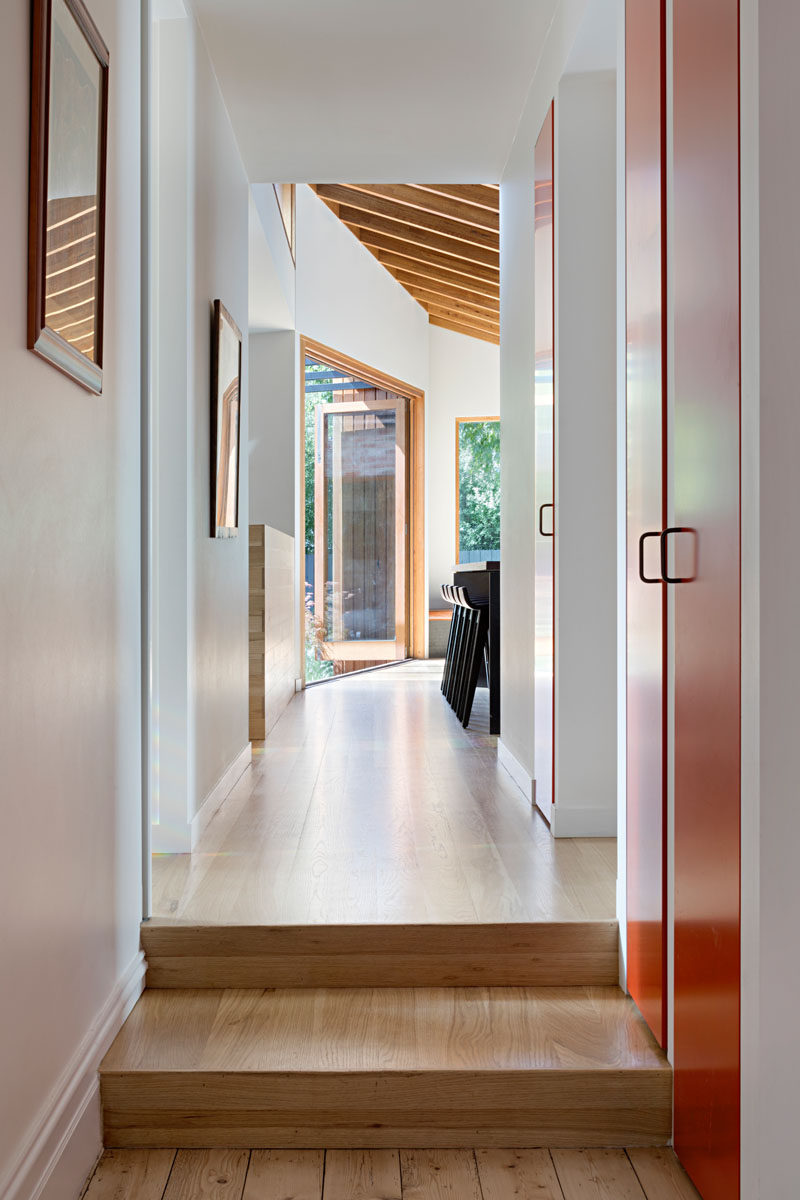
[{"x1": 152, "y1": 663, "x2": 616, "y2": 926}]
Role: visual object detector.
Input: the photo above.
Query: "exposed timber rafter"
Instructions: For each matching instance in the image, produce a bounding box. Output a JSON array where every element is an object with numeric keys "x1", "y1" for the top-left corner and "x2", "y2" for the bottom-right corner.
[{"x1": 310, "y1": 183, "x2": 501, "y2": 345}]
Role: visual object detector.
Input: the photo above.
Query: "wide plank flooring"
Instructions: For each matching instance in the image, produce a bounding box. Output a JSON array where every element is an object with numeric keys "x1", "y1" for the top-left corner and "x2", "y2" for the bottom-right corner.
[
  {"x1": 83, "y1": 1148, "x2": 701, "y2": 1199},
  {"x1": 152, "y1": 663, "x2": 616, "y2": 925}
]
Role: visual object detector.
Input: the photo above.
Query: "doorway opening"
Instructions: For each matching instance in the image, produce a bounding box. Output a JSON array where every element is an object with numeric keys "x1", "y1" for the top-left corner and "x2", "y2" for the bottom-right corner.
[{"x1": 300, "y1": 338, "x2": 425, "y2": 684}]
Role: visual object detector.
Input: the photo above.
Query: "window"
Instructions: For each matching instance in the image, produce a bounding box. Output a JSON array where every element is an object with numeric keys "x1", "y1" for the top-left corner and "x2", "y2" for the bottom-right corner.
[
  {"x1": 456, "y1": 417, "x2": 500, "y2": 563},
  {"x1": 273, "y1": 183, "x2": 295, "y2": 259}
]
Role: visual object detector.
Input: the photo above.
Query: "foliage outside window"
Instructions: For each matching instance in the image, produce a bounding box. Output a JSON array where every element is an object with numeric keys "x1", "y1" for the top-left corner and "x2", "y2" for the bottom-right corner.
[
  {"x1": 303, "y1": 360, "x2": 334, "y2": 681},
  {"x1": 457, "y1": 418, "x2": 500, "y2": 561}
]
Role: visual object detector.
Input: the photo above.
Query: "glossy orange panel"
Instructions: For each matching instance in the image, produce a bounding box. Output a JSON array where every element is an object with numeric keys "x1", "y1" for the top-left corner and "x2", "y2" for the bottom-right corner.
[
  {"x1": 533, "y1": 103, "x2": 555, "y2": 814},
  {"x1": 673, "y1": 1, "x2": 741, "y2": 1196},
  {"x1": 625, "y1": 0, "x2": 668, "y2": 1049}
]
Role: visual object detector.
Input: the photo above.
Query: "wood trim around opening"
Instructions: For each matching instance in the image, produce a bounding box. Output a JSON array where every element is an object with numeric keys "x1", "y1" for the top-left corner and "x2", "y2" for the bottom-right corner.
[
  {"x1": 455, "y1": 415, "x2": 500, "y2": 562},
  {"x1": 299, "y1": 336, "x2": 426, "y2": 683}
]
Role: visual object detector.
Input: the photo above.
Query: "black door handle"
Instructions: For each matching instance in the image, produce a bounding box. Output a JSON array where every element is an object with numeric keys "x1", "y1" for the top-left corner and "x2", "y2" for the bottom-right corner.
[
  {"x1": 660, "y1": 526, "x2": 696, "y2": 583},
  {"x1": 538, "y1": 502, "x2": 554, "y2": 537},
  {"x1": 638, "y1": 531, "x2": 662, "y2": 584}
]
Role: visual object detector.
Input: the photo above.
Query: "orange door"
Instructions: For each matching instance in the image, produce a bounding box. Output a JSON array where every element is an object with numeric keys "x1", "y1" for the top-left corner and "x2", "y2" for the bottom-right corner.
[
  {"x1": 625, "y1": 0, "x2": 668, "y2": 1049},
  {"x1": 672, "y1": 1, "x2": 741, "y2": 1195},
  {"x1": 533, "y1": 103, "x2": 555, "y2": 814}
]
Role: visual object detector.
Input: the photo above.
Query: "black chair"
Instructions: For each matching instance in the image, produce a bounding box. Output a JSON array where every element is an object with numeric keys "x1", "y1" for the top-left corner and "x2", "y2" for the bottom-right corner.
[{"x1": 440, "y1": 584, "x2": 490, "y2": 728}]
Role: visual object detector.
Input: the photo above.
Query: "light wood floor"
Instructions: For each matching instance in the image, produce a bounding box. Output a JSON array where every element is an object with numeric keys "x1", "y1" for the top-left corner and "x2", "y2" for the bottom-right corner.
[
  {"x1": 152, "y1": 663, "x2": 616, "y2": 925},
  {"x1": 83, "y1": 1147, "x2": 701, "y2": 1199}
]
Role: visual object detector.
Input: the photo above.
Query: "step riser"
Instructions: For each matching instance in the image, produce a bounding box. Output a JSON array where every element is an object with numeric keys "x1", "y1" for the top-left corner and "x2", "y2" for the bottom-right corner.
[
  {"x1": 142, "y1": 923, "x2": 620, "y2": 989},
  {"x1": 102, "y1": 1071, "x2": 671, "y2": 1150}
]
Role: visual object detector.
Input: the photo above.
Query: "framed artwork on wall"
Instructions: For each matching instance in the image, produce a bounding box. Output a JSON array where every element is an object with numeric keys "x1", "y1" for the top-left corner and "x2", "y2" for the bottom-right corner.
[
  {"x1": 28, "y1": 0, "x2": 110, "y2": 394},
  {"x1": 210, "y1": 300, "x2": 242, "y2": 539}
]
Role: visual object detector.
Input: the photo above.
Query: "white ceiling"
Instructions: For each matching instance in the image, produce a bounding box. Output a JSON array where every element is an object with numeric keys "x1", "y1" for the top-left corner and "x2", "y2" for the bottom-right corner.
[{"x1": 190, "y1": 0, "x2": 561, "y2": 184}]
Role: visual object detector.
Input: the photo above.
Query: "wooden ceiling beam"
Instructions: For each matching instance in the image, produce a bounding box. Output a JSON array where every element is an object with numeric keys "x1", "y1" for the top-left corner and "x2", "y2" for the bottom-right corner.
[
  {"x1": 419, "y1": 298, "x2": 501, "y2": 333},
  {"x1": 349, "y1": 224, "x2": 498, "y2": 277},
  {"x1": 376, "y1": 252, "x2": 499, "y2": 299},
  {"x1": 421, "y1": 300, "x2": 500, "y2": 334},
  {"x1": 341, "y1": 184, "x2": 498, "y2": 232},
  {"x1": 414, "y1": 184, "x2": 499, "y2": 211},
  {"x1": 428, "y1": 314, "x2": 500, "y2": 345},
  {"x1": 316, "y1": 185, "x2": 498, "y2": 252},
  {"x1": 338, "y1": 210, "x2": 498, "y2": 270},
  {"x1": 401, "y1": 281, "x2": 499, "y2": 320},
  {"x1": 387, "y1": 267, "x2": 499, "y2": 311}
]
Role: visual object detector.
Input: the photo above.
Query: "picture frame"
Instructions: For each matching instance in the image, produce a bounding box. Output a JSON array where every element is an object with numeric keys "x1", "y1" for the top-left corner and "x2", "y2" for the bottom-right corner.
[
  {"x1": 28, "y1": 0, "x2": 110, "y2": 394},
  {"x1": 210, "y1": 300, "x2": 242, "y2": 539}
]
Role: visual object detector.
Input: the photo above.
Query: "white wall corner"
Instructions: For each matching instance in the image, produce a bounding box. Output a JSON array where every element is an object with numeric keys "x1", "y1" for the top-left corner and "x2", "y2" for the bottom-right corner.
[
  {"x1": 191, "y1": 741, "x2": 253, "y2": 849},
  {"x1": 497, "y1": 739, "x2": 535, "y2": 805},
  {"x1": 0, "y1": 952, "x2": 146, "y2": 1200}
]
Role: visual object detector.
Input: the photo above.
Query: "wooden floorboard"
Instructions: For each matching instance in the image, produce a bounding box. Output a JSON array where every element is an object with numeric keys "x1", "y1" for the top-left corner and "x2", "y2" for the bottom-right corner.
[
  {"x1": 242, "y1": 1150, "x2": 324, "y2": 1199},
  {"x1": 323, "y1": 1150, "x2": 402, "y2": 1199},
  {"x1": 161, "y1": 1150, "x2": 250, "y2": 1200},
  {"x1": 151, "y1": 663, "x2": 616, "y2": 927},
  {"x1": 626, "y1": 1148, "x2": 703, "y2": 1198},
  {"x1": 551, "y1": 1149, "x2": 647, "y2": 1199},
  {"x1": 84, "y1": 1147, "x2": 697, "y2": 1199}
]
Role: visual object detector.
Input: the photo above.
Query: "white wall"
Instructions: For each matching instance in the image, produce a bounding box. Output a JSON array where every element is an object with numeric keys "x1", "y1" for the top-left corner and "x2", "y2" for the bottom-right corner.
[
  {"x1": 552, "y1": 70, "x2": 618, "y2": 837},
  {"x1": 498, "y1": 0, "x2": 591, "y2": 792},
  {"x1": 0, "y1": 1, "x2": 144, "y2": 1197},
  {"x1": 296, "y1": 186, "x2": 429, "y2": 392},
  {"x1": 152, "y1": 9, "x2": 250, "y2": 852},
  {"x1": 741, "y1": 1, "x2": 800, "y2": 1194},
  {"x1": 249, "y1": 186, "x2": 294, "y2": 334},
  {"x1": 249, "y1": 331, "x2": 296, "y2": 538},
  {"x1": 428, "y1": 325, "x2": 500, "y2": 608}
]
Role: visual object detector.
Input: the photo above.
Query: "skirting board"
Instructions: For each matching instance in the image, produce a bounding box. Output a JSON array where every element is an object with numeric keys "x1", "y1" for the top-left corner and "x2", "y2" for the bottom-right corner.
[
  {"x1": 550, "y1": 804, "x2": 617, "y2": 838},
  {"x1": 1, "y1": 950, "x2": 146, "y2": 1200},
  {"x1": 191, "y1": 742, "x2": 253, "y2": 849},
  {"x1": 497, "y1": 739, "x2": 535, "y2": 804}
]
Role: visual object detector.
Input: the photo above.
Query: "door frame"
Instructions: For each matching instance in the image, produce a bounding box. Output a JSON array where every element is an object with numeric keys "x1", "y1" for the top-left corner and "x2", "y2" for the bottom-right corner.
[{"x1": 299, "y1": 336, "x2": 426, "y2": 685}]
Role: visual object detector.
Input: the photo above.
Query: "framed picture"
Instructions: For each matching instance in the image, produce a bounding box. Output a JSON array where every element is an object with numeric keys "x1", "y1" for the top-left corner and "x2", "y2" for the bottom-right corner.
[
  {"x1": 210, "y1": 300, "x2": 242, "y2": 539},
  {"x1": 28, "y1": 0, "x2": 109, "y2": 394}
]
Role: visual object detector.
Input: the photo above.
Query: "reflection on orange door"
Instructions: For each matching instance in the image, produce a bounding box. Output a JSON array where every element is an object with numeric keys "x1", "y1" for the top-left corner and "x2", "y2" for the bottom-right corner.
[
  {"x1": 533, "y1": 102, "x2": 555, "y2": 815},
  {"x1": 625, "y1": 0, "x2": 668, "y2": 1050},
  {"x1": 673, "y1": 1, "x2": 741, "y2": 1196}
]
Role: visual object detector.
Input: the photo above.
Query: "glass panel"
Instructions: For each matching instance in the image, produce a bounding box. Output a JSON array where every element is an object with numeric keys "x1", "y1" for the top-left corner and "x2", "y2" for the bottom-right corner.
[
  {"x1": 323, "y1": 406, "x2": 397, "y2": 642},
  {"x1": 303, "y1": 357, "x2": 406, "y2": 683},
  {"x1": 45, "y1": 0, "x2": 102, "y2": 362},
  {"x1": 457, "y1": 418, "x2": 500, "y2": 562}
]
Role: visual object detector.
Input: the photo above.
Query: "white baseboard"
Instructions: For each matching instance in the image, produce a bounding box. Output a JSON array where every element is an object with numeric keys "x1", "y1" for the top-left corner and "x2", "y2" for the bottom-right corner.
[
  {"x1": 191, "y1": 742, "x2": 253, "y2": 849},
  {"x1": 1, "y1": 950, "x2": 146, "y2": 1200},
  {"x1": 497, "y1": 739, "x2": 535, "y2": 804},
  {"x1": 550, "y1": 804, "x2": 618, "y2": 838}
]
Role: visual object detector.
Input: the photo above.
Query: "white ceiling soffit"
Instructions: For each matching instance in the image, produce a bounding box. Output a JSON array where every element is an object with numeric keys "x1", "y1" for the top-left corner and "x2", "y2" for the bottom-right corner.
[
  {"x1": 564, "y1": 0, "x2": 618, "y2": 76},
  {"x1": 190, "y1": 0, "x2": 560, "y2": 184}
]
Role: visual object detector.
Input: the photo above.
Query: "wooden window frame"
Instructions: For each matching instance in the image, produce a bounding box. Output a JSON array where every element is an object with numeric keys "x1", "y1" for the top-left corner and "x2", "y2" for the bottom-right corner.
[
  {"x1": 455, "y1": 415, "x2": 500, "y2": 562},
  {"x1": 299, "y1": 336, "x2": 426, "y2": 683}
]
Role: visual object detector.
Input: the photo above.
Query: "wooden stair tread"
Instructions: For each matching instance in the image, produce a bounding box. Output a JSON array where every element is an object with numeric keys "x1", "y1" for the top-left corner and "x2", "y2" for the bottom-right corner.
[
  {"x1": 140, "y1": 921, "x2": 620, "y2": 988},
  {"x1": 101, "y1": 986, "x2": 666, "y2": 1075},
  {"x1": 100, "y1": 986, "x2": 670, "y2": 1148}
]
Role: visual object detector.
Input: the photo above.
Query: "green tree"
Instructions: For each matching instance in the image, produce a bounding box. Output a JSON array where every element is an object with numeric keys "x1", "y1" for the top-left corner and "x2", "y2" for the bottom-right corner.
[{"x1": 458, "y1": 419, "x2": 501, "y2": 552}]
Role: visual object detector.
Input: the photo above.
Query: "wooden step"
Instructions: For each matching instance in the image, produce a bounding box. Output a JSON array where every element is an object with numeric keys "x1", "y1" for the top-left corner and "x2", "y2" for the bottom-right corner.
[
  {"x1": 100, "y1": 985, "x2": 671, "y2": 1149},
  {"x1": 140, "y1": 921, "x2": 619, "y2": 988}
]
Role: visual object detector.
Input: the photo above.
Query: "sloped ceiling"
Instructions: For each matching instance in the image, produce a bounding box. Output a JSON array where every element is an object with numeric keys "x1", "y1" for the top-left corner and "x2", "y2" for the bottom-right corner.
[{"x1": 312, "y1": 184, "x2": 499, "y2": 344}]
